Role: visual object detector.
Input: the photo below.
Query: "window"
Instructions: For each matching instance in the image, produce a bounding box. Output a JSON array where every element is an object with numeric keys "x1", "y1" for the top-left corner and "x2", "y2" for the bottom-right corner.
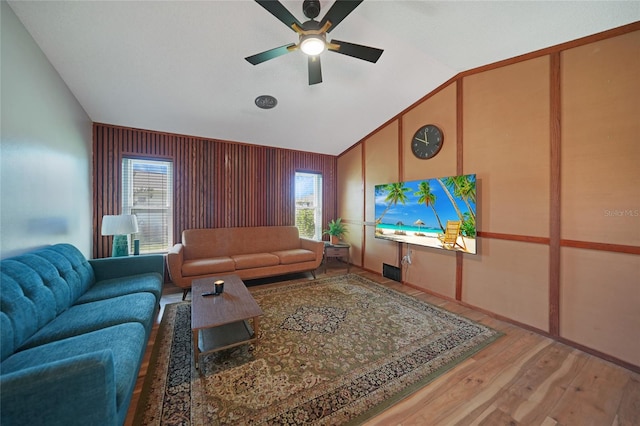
[
  {"x1": 295, "y1": 172, "x2": 322, "y2": 240},
  {"x1": 122, "y1": 158, "x2": 173, "y2": 253}
]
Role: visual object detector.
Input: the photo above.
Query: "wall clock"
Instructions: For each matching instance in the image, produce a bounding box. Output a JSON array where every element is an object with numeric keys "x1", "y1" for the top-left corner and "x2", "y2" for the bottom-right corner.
[{"x1": 411, "y1": 124, "x2": 443, "y2": 159}]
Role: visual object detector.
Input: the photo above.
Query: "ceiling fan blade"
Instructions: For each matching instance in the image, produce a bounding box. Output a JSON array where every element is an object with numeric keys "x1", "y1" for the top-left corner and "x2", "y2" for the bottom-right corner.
[
  {"x1": 328, "y1": 39, "x2": 383, "y2": 63},
  {"x1": 245, "y1": 43, "x2": 297, "y2": 65},
  {"x1": 308, "y1": 56, "x2": 323, "y2": 85},
  {"x1": 255, "y1": 0, "x2": 303, "y2": 32},
  {"x1": 320, "y1": 0, "x2": 364, "y2": 33}
]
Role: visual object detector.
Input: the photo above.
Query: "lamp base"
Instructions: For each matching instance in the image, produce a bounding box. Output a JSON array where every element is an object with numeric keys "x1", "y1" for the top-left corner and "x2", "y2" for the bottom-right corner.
[{"x1": 112, "y1": 235, "x2": 129, "y2": 257}]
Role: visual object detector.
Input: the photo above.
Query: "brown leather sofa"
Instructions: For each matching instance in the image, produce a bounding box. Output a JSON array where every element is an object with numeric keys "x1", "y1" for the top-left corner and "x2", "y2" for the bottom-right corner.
[{"x1": 167, "y1": 226, "x2": 324, "y2": 299}]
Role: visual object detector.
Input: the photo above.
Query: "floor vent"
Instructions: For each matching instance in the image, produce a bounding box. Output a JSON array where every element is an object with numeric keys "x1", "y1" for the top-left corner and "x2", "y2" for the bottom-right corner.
[{"x1": 382, "y1": 263, "x2": 402, "y2": 282}]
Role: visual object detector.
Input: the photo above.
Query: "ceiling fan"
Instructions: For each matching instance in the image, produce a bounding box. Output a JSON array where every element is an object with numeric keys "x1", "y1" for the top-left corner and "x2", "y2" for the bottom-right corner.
[{"x1": 245, "y1": 0, "x2": 384, "y2": 85}]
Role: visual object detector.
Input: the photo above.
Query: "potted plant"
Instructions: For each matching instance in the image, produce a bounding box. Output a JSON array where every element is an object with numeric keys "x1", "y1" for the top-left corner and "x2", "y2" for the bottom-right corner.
[{"x1": 323, "y1": 218, "x2": 348, "y2": 244}]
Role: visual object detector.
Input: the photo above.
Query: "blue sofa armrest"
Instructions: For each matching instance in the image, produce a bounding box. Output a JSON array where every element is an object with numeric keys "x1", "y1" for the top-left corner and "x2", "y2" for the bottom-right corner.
[
  {"x1": 89, "y1": 254, "x2": 164, "y2": 282},
  {"x1": 1, "y1": 351, "x2": 119, "y2": 426}
]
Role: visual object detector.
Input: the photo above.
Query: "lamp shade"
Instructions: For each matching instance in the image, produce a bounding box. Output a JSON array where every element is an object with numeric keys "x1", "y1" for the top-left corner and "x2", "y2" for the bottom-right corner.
[{"x1": 101, "y1": 215, "x2": 139, "y2": 236}]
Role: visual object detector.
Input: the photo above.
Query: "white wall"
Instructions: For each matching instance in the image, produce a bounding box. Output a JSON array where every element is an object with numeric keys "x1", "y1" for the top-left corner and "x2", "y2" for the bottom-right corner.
[{"x1": 1, "y1": 1, "x2": 92, "y2": 258}]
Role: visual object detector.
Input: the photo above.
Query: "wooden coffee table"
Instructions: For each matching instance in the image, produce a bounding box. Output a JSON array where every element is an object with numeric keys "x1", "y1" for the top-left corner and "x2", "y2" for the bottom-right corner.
[{"x1": 191, "y1": 274, "x2": 263, "y2": 369}]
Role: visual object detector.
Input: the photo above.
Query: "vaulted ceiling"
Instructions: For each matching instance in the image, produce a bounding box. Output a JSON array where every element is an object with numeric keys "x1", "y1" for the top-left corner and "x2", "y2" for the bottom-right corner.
[{"x1": 8, "y1": 1, "x2": 640, "y2": 155}]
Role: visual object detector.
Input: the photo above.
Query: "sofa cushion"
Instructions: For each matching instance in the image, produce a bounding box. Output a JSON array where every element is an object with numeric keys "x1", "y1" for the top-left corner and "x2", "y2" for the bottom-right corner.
[
  {"x1": 182, "y1": 228, "x2": 233, "y2": 260},
  {"x1": 227, "y1": 226, "x2": 302, "y2": 255},
  {"x1": 1, "y1": 263, "x2": 58, "y2": 361},
  {"x1": 1, "y1": 322, "x2": 146, "y2": 409},
  {"x1": 14, "y1": 244, "x2": 95, "y2": 303},
  {"x1": 182, "y1": 257, "x2": 235, "y2": 277},
  {"x1": 0, "y1": 244, "x2": 95, "y2": 362},
  {"x1": 76, "y1": 273, "x2": 163, "y2": 305},
  {"x1": 272, "y1": 249, "x2": 317, "y2": 265},
  {"x1": 18, "y1": 292, "x2": 157, "y2": 351},
  {"x1": 232, "y1": 253, "x2": 280, "y2": 270}
]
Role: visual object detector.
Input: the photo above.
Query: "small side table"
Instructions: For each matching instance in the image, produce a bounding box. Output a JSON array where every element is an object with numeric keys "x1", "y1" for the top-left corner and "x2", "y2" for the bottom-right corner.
[{"x1": 324, "y1": 243, "x2": 350, "y2": 273}]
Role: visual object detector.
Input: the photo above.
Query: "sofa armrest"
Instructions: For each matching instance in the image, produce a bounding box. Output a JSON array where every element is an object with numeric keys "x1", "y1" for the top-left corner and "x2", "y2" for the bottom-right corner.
[
  {"x1": 166, "y1": 243, "x2": 187, "y2": 286},
  {"x1": 1, "y1": 351, "x2": 119, "y2": 426},
  {"x1": 89, "y1": 254, "x2": 164, "y2": 282},
  {"x1": 300, "y1": 238, "x2": 325, "y2": 265}
]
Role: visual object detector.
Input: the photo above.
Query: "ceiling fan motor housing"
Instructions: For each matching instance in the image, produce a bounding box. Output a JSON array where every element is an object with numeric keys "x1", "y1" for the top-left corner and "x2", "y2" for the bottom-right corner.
[{"x1": 303, "y1": 0, "x2": 321, "y2": 19}]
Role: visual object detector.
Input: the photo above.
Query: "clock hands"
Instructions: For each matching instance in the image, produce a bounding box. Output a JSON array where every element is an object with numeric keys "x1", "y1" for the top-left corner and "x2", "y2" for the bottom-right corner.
[{"x1": 415, "y1": 131, "x2": 430, "y2": 146}]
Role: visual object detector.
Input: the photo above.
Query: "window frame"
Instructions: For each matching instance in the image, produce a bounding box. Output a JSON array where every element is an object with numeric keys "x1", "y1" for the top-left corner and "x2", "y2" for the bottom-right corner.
[
  {"x1": 294, "y1": 170, "x2": 323, "y2": 240},
  {"x1": 121, "y1": 156, "x2": 174, "y2": 254}
]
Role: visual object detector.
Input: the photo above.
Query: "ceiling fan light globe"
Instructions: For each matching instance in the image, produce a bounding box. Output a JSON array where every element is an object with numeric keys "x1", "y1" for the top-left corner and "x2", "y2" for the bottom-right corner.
[{"x1": 300, "y1": 35, "x2": 326, "y2": 56}]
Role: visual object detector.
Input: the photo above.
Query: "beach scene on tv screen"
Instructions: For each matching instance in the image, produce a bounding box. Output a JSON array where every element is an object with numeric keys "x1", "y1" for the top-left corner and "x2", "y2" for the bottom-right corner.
[{"x1": 374, "y1": 174, "x2": 477, "y2": 254}]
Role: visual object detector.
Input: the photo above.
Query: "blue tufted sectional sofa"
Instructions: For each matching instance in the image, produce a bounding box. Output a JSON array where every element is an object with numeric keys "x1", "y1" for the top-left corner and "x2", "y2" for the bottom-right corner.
[{"x1": 0, "y1": 243, "x2": 164, "y2": 426}]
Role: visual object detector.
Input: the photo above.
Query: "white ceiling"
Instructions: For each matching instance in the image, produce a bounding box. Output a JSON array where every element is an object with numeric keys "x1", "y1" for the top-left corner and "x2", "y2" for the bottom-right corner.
[{"x1": 8, "y1": 1, "x2": 640, "y2": 155}]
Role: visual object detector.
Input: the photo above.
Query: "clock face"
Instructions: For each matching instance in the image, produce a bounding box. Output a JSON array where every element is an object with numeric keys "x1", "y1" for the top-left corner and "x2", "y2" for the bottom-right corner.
[{"x1": 411, "y1": 125, "x2": 443, "y2": 159}]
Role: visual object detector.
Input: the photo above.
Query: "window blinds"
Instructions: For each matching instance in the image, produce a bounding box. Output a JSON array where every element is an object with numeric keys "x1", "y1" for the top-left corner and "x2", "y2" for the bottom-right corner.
[{"x1": 122, "y1": 158, "x2": 173, "y2": 253}]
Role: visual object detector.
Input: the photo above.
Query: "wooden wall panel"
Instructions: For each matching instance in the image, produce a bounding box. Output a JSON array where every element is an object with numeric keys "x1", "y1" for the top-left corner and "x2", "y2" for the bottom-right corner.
[
  {"x1": 463, "y1": 56, "x2": 551, "y2": 238},
  {"x1": 561, "y1": 31, "x2": 640, "y2": 247},
  {"x1": 337, "y1": 144, "x2": 364, "y2": 266},
  {"x1": 560, "y1": 247, "x2": 640, "y2": 366},
  {"x1": 463, "y1": 238, "x2": 550, "y2": 331},
  {"x1": 93, "y1": 124, "x2": 336, "y2": 258},
  {"x1": 363, "y1": 120, "x2": 400, "y2": 273},
  {"x1": 406, "y1": 246, "x2": 457, "y2": 299}
]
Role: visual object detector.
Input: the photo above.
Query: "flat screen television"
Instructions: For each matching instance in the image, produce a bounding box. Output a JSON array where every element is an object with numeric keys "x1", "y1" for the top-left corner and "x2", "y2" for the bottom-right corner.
[{"x1": 374, "y1": 173, "x2": 477, "y2": 254}]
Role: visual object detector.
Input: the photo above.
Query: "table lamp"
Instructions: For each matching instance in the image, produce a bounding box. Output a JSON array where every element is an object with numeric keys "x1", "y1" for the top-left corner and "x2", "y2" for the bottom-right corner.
[{"x1": 101, "y1": 214, "x2": 139, "y2": 257}]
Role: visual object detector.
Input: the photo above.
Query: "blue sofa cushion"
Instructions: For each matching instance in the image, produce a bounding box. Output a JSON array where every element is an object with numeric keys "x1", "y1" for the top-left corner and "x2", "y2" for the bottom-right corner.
[
  {"x1": 25, "y1": 244, "x2": 95, "y2": 301},
  {"x1": 1, "y1": 322, "x2": 146, "y2": 410},
  {"x1": 18, "y1": 292, "x2": 157, "y2": 351},
  {"x1": 0, "y1": 244, "x2": 95, "y2": 361},
  {"x1": 1, "y1": 262, "x2": 58, "y2": 360},
  {"x1": 76, "y1": 273, "x2": 163, "y2": 305}
]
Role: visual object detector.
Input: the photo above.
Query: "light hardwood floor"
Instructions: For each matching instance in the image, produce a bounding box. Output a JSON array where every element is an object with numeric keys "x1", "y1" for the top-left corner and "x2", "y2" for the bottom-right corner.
[{"x1": 126, "y1": 267, "x2": 639, "y2": 425}]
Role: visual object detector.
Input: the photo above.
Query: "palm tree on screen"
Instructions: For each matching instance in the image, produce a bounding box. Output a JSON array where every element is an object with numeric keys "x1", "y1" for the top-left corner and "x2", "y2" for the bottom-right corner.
[
  {"x1": 376, "y1": 182, "x2": 410, "y2": 224},
  {"x1": 414, "y1": 181, "x2": 445, "y2": 232},
  {"x1": 436, "y1": 178, "x2": 464, "y2": 221},
  {"x1": 443, "y1": 175, "x2": 476, "y2": 222}
]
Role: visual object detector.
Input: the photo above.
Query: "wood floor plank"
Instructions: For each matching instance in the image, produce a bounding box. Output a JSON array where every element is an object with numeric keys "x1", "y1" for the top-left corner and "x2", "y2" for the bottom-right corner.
[
  {"x1": 616, "y1": 375, "x2": 640, "y2": 426},
  {"x1": 432, "y1": 339, "x2": 554, "y2": 425},
  {"x1": 549, "y1": 355, "x2": 630, "y2": 425},
  {"x1": 509, "y1": 345, "x2": 586, "y2": 424},
  {"x1": 475, "y1": 405, "x2": 518, "y2": 426}
]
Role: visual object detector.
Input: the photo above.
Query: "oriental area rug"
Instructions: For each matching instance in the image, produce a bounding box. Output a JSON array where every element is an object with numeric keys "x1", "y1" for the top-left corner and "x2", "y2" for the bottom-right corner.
[{"x1": 135, "y1": 274, "x2": 501, "y2": 425}]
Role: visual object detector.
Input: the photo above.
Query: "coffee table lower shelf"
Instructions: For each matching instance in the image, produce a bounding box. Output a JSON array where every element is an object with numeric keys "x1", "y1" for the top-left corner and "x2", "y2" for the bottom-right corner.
[{"x1": 194, "y1": 320, "x2": 257, "y2": 369}]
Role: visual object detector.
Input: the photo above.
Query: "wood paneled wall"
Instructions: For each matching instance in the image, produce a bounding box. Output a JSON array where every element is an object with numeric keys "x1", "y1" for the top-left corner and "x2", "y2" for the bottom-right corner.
[{"x1": 93, "y1": 124, "x2": 337, "y2": 258}]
